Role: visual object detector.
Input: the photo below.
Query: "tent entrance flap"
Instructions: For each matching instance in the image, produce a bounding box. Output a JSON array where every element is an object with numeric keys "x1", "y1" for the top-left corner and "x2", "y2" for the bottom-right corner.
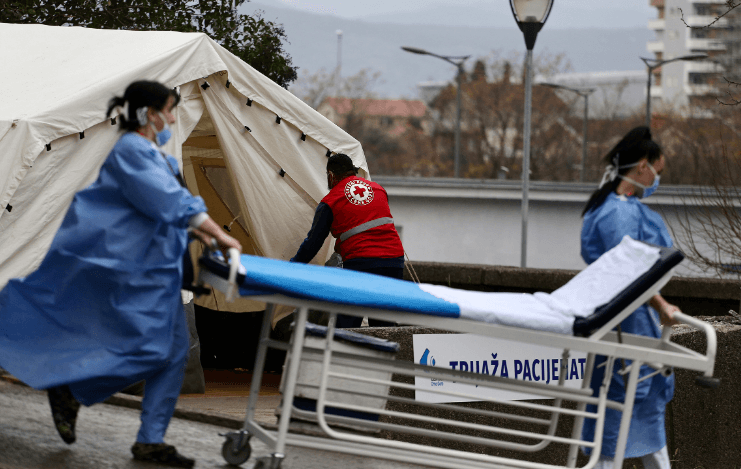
[{"x1": 183, "y1": 141, "x2": 265, "y2": 313}]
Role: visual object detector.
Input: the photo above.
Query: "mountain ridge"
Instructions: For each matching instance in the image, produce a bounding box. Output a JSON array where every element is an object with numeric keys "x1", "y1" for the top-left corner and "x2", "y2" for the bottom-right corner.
[{"x1": 241, "y1": 2, "x2": 654, "y2": 99}]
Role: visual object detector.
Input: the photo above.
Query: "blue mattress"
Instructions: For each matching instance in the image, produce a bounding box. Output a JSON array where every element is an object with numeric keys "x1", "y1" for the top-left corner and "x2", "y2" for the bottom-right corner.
[{"x1": 199, "y1": 236, "x2": 683, "y2": 336}]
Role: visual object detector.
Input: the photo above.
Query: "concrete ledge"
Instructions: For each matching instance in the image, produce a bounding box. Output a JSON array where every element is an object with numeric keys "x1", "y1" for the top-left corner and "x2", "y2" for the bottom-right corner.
[{"x1": 406, "y1": 261, "x2": 741, "y2": 316}]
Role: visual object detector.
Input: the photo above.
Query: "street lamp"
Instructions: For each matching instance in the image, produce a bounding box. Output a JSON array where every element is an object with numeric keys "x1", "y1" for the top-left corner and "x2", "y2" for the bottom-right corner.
[
  {"x1": 539, "y1": 83, "x2": 596, "y2": 182},
  {"x1": 509, "y1": 0, "x2": 554, "y2": 268},
  {"x1": 641, "y1": 53, "x2": 708, "y2": 127},
  {"x1": 402, "y1": 46, "x2": 470, "y2": 178},
  {"x1": 336, "y1": 30, "x2": 343, "y2": 96}
]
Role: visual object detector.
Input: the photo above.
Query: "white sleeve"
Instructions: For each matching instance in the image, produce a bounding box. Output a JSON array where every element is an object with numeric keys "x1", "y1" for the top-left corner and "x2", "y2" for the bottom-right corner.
[{"x1": 188, "y1": 212, "x2": 210, "y2": 229}]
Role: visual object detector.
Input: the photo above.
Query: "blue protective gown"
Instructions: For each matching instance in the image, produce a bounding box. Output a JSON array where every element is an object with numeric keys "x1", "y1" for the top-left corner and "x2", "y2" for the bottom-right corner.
[
  {"x1": 580, "y1": 192, "x2": 675, "y2": 458},
  {"x1": 0, "y1": 133, "x2": 207, "y2": 442}
]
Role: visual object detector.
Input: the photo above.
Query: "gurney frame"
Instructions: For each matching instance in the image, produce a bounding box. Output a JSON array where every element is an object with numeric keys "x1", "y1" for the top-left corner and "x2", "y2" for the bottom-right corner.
[{"x1": 199, "y1": 253, "x2": 717, "y2": 469}]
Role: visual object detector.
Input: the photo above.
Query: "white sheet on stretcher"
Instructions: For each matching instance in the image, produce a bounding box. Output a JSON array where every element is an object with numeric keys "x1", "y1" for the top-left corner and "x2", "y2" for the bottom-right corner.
[{"x1": 418, "y1": 236, "x2": 662, "y2": 334}]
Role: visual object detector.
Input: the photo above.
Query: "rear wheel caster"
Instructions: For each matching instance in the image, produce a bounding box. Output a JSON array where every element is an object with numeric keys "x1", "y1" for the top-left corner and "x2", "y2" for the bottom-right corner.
[
  {"x1": 220, "y1": 430, "x2": 252, "y2": 466},
  {"x1": 254, "y1": 453, "x2": 285, "y2": 469}
]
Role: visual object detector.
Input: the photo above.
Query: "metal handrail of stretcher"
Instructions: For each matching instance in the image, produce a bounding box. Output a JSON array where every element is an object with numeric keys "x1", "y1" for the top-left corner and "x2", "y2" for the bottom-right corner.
[{"x1": 200, "y1": 248, "x2": 718, "y2": 469}]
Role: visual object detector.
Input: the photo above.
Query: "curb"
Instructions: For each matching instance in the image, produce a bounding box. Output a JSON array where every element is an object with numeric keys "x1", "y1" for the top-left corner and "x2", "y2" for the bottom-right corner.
[{"x1": 105, "y1": 392, "x2": 248, "y2": 430}]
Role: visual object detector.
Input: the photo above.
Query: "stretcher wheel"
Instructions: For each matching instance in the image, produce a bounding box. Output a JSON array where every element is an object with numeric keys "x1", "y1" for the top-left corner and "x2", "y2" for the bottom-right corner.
[
  {"x1": 220, "y1": 431, "x2": 252, "y2": 466},
  {"x1": 695, "y1": 375, "x2": 721, "y2": 388},
  {"x1": 253, "y1": 454, "x2": 284, "y2": 469}
]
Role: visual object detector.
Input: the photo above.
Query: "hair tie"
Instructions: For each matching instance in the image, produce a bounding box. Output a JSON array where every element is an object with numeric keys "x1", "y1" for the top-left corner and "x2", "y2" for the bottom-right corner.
[
  {"x1": 598, "y1": 164, "x2": 618, "y2": 189},
  {"x1": 119, "y1": 100, "x2": 129, "y2": 124},
  {"x1": 135, "y1": 106, "x2": 149, "y2": 127}
]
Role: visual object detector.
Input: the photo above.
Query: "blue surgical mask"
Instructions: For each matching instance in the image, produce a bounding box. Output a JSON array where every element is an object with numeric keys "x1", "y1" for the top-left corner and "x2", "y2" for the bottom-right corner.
[
  {"x1": 620, "y1": 163, "x2": 660, "y2": 199},
  {"x1": 641, "y1": 164, "x2": 660, "y2": 198},
  {"x1": 150, "y1": 112, "x2": 172, "y2": 147}
]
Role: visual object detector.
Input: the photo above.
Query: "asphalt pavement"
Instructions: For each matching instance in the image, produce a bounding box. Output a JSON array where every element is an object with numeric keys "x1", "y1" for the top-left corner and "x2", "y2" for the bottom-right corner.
[{"x1": 0, "y1": 378, "x2": 434, "y2": 469}]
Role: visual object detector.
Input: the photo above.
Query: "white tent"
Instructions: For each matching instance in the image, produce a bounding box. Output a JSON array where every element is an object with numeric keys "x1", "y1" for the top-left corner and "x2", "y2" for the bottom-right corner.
[{"x1": 0, "y1": 23, "x2": 368, "y2": 313}]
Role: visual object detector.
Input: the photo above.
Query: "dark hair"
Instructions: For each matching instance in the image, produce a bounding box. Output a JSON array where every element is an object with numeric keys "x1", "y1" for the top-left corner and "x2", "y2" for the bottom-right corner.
[
  {"x1": 582, "y1": 126, "x2": 662, "y2": 216},
  {"x1": 106, "y1": 80, "x2": 180, "y2": 132},
  {"x1": 327, "y1": 153, "x2": 358, "y2": 177}
]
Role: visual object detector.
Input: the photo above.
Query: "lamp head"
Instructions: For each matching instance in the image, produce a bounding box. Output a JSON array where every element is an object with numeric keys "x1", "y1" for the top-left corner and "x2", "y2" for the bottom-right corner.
[
  {"x1": 509, "y1": 0, "x2": 554, "y2": 24},
  {"x1": 401, "y1": 46, "x2": 429, "y2": 55},
  {"x1": 509, "y1": 0, "x2": 554, "y2": 50},
  {"x1": 680, "y1": 53, "x2": 709, "y2": 61}
]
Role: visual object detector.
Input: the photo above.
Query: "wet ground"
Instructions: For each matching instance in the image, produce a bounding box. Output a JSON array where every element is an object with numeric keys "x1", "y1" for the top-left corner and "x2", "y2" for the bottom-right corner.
[{"x1": 0, "y1": 376, "x2": 434, "y2": 469}]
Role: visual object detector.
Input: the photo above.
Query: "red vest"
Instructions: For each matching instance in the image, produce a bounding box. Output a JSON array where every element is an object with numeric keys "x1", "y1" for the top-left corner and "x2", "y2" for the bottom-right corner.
[{"x1": 322, "y1": 176, "x2": 404, "y2": 261}]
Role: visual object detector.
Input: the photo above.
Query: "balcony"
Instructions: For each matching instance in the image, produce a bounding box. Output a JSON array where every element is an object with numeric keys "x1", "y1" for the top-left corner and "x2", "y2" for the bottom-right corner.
[
  {"x1": 685, "y1": 15, "x2": 728, "y2": 27},
  {"x1": 685, "y1": 61, "x2": 723, "y2": 73},
  {"x1": 649, "y1": 86, "x2": 663, "y2": 98},
  {"x1": 686, "y1": 38, "x2": 726, "y2": 51},
  {"x1": 685, "y1": 84, "x2": 716, "y2": 96},
  {"x1": 647, "y1": 41, "x2": 665, "y2": 53},
  {"x1": 648, "y1": 18, "x2": 666, "y2": 30}
]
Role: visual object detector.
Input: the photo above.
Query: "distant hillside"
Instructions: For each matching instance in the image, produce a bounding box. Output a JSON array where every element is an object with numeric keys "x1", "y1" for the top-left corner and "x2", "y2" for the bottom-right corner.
[{"x1": 241, "y1": 2, "x2": 654, "y2": 99}]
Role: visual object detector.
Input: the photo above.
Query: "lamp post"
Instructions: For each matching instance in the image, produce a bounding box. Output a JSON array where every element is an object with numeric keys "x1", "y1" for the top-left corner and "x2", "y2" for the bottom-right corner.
[
  {"x1": 402, "y1": 46, "x2": 470, "y2": 178},
  {"x1": 539, "y1": 83, "x2": 595, "y2": 182},
  {"x1": 509, "y1": 0, "x2": 554, "y2": 268},
  {"x1": 641, "y1": 54, "x2": 708, "y2": 127},
  {"x1": 336, "y1": 30, "x2": 343, "y2": 96}
]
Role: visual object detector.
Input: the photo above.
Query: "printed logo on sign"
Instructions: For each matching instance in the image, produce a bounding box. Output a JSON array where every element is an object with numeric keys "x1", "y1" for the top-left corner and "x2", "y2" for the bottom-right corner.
[
  {"x1": 420, "y1": 348, "x2": 436, "y2": 367},
  {"x1": 420, "y1": 348, "x2": 444, "y2": 387},
  {"x1": 344, "y1": 180, "x2": 374, "y2": 205}
]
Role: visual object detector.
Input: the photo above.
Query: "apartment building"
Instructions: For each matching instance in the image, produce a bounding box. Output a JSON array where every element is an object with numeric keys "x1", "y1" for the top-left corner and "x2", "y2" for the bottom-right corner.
[{"x1": 647, "y1": 0, "x2": 727, "y2": 111}]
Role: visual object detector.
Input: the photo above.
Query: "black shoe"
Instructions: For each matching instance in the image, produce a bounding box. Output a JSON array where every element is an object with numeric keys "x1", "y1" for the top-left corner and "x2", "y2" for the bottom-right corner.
[
  {"x1": 131, "y1": 443, "x2": 195, "y2": 468},
  {"x1": 47, "y1": 385, "x2": 80, "y2": 444}
]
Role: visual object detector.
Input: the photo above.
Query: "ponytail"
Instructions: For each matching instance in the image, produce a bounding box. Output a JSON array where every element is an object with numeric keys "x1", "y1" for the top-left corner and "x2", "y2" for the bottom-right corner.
[
  {"x1": 582, "y1": 178, "x2": 620, "y2": 216},
  {"x1": 105, "y1": 81, "x2": 178, "y2": 132}
]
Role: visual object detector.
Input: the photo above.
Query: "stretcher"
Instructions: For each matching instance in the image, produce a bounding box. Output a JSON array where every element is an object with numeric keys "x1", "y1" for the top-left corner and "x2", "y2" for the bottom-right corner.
[{"x1": 197, "y1": 236, "x2": 718, "y2": 469}]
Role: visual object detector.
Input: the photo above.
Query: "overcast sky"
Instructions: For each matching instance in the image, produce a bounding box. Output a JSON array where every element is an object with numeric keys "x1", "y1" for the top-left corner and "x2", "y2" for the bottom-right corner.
[{"x1": 253, "y1": 0, "x2": 656, "y2": 29}]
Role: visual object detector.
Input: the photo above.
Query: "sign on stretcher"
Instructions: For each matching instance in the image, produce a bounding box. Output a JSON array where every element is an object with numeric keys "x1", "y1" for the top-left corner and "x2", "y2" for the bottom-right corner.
[{"x1": 413, "y1": 334, "x2": 588, "y2": 402}]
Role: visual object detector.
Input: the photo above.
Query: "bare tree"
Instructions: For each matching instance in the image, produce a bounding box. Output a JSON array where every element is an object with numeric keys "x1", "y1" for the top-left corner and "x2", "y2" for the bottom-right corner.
[
  {"x1": 290, "y1": 68, "x2": 382, "y2": 109},
  {"x1": 647, "y1": 107, "x2": 741, "y2": 275},
  {"x1": 669, "y1": 150, "x2": 741, "y2": 276},
  {"x1": 428, "y1": 52, "x2": 579, "y2": 180}
]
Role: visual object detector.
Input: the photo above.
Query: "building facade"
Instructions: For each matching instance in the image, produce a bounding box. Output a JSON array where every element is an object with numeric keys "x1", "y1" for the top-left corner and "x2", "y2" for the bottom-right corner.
[{"x1": 647, "y1": 0, "x2": 727, "y2": 111}]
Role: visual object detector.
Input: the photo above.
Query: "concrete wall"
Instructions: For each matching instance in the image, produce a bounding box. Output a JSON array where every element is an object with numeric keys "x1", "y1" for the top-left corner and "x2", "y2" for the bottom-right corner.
[
  {"x1": 377, "y1": 177, "x2": 736, "y2": 278},
  {"x1": 404, "y1": 261, "x2": 741, "y2": 317}
]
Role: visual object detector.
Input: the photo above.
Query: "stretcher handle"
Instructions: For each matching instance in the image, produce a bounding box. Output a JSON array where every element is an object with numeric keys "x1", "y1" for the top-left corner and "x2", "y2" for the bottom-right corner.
[
  {"x1": 226, "y1": 247, "x2": 240, "y2": 302},
  {"x1": 672, "y1": 311, "x2": 720, "y2": 388}
]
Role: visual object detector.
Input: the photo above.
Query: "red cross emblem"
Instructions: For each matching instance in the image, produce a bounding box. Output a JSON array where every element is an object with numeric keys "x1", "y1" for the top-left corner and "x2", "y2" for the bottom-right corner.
[{"x1": 344, "y1": 180, "x2": 374, "y2": 205}]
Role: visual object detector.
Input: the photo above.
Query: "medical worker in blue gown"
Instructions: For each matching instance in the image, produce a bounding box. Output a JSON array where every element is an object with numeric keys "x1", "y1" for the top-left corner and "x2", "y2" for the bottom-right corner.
[
  {"x1": 0, "y1": 81, "x2": 241, "y2": 468},
  {"x1": 580, "y1": 126, "x2": 680, "y2": 469}
]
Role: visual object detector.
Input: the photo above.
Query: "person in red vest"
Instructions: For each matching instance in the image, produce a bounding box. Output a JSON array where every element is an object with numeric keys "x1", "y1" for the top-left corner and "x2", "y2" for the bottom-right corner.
[{"x1": 291, "y1": 154, "x2": 405, "y2": 328}]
